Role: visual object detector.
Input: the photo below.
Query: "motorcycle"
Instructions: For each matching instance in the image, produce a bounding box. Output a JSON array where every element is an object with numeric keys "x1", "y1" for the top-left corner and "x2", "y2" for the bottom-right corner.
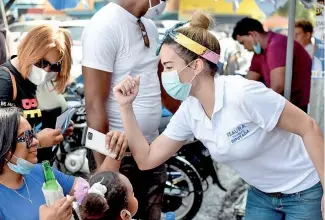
[
  {"x1": 55, "y1": 77, "x2": 227, "y2": 220},
  {"x1": 160, "y1": 116, "x2": 226, "y2": 220},
  {"x1": 217, "y1": 178, "x2": 248, "y2": 220}
]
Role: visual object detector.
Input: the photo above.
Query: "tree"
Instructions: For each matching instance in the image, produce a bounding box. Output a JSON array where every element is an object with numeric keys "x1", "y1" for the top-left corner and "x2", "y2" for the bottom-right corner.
[{"x1": 276, "y1": 1, "x2": 315, "y2": 20}]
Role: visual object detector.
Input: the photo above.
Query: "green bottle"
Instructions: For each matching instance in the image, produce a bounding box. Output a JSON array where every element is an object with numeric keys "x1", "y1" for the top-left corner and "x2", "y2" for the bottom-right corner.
[
  {"x1": 42, "y1": 161, "x2": 75, "y2": 220},
  {"x1": 42, "y1": 160, "x2": 64, "y2": 206},
  {"x1": 42, "y1": 161, "x2": 59, "y2": 191}
]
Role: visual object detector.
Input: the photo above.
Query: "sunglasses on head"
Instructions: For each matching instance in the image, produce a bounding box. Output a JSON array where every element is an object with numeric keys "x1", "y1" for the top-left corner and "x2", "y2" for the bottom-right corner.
[
  {"x1": 16, "y1": 130, "x2": 37, "y2": 149},
  {"x1": 35, "y1": 58, "x2": 63, "y2": 72}
]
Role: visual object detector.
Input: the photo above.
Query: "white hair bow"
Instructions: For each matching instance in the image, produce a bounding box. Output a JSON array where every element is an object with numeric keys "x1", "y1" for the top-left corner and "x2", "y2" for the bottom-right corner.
[{"x1": 88, "y1": 177, "x2": 107, "y2": 198}]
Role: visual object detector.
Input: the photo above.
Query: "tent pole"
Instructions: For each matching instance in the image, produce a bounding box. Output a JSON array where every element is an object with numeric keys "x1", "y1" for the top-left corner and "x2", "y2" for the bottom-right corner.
[{"x1": 284, "y1": 0, "x2": 297, "y2": 100}]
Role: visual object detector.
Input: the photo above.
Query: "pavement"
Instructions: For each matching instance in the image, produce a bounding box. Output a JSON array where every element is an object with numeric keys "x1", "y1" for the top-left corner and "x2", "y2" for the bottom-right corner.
[{"x1": 193, "y1": 164, "x2": 243, "y2": 220}]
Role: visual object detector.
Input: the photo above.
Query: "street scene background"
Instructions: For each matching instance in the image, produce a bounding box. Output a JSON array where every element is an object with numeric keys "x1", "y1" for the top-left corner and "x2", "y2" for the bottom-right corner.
[{"x1": 0, "y1": 0, "x2": 324, "y2": 219}]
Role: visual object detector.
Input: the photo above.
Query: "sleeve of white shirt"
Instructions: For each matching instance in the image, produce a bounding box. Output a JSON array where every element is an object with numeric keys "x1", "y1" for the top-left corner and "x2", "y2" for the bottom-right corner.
[
  {"x1": 82, "y1": 25, "x2": 118, "y2": 73},
  {"x1": 239, "y1": 81, "x2": 286, "y2": 132},
  {"x1": 163, "y1": 102, "x2": 194, "y2": 141}
]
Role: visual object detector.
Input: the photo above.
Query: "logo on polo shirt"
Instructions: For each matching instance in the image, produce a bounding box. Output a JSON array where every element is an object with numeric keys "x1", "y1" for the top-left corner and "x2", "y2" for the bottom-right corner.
[{"x1": 227, "y1": 124, "x2": 250, "y2": 144}]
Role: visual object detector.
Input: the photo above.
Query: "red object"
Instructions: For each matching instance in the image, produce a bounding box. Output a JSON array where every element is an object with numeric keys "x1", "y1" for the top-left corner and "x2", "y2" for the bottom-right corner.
[
  {"x1": 263, "y1": 16, "x2": 288, "y2": 31},
  {"x1": 249, "y1": 32, "x2": 312, "y2": 108},
  {"x1": 27, "y1": 8, "x2": 44, "y2": 14}
]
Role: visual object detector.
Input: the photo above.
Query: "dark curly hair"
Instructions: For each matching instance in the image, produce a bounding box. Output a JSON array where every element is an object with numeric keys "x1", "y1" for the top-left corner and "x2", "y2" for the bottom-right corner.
[
  {"x1": 232, "y1": 17, "x2": 266, "y2": 40},
  {"x1": 80, "y1": 171, "x2": 128, "y2": 220},
  {"x1": 0, "y1": 107, "x2": 21, "y2": 175}
]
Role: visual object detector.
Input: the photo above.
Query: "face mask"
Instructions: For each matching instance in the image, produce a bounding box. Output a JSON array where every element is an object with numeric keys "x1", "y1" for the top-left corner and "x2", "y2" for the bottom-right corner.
[
  {"x1": 143, "y1": 0, "x2": 166, "y2": 19},
  {"x1": 251, "y1": 36, "x2": 262, "y2": 54},
  {"x1": 28, "y1": 65, "x2": 57, "y2": 86},
  {"x1": 161, "y1": 62, "x2": 197, "y2": 101},
  {"x1": 6, "y1": 155, "x2": 35, "y2": 175}
]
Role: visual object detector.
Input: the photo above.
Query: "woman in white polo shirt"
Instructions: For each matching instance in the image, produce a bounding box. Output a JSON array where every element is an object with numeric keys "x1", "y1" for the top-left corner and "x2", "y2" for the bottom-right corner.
[{"x1": 111, "y1": 11, "x2": 324, "y2": 220}]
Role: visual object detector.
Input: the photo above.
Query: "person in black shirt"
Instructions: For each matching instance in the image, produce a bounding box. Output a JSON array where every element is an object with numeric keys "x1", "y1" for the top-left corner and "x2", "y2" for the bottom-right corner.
[{"x1": 0, "y1": 24, "x2": 73, "y2": 162}]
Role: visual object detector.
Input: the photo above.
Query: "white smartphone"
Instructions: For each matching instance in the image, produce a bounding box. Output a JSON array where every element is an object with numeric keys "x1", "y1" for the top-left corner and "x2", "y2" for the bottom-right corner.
[{"x1": 85, "y1": 128, "x2": 111, "y2": 156}]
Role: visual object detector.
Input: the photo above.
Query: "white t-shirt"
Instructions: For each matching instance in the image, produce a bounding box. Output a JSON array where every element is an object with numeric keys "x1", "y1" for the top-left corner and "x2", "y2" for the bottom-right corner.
[
  {"x1": 164, "y1": 75, "x2": 319, "y2": 194},
  {"x1": 305, "y1": 43, "x2": 314, "y2": 58},
  {"x1": 82, "y1": 3, "x2": 162, "y2": 143}
]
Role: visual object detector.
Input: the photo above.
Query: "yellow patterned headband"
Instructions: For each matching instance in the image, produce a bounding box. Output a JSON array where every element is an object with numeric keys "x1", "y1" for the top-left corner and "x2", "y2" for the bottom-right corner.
[{"x1": 157, "y1": 21, "x2": 220, "y2": 65}]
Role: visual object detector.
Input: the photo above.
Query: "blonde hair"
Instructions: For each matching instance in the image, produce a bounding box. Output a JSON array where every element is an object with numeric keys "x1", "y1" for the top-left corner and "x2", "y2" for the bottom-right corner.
[
  {"x1": 165, "y1": 11, "x2": 220, "y2": 75},
  {"x1": 17, "y1": 24, "x2": 72, "y2": 93}
]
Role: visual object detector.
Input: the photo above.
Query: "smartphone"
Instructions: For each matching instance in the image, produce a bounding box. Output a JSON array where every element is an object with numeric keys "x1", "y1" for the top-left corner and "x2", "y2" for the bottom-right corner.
[
  {"x1": 85, "y1": 128, "x2": 111, "y2": 156},
  {"x1": 56, "y1": 108, "x2": 76, "y2": 134}
]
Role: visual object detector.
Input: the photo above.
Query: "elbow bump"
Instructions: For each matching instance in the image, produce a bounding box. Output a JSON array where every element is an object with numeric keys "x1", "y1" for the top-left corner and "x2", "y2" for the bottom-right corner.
[
  {"x1": 310, "y1": 118, "x2": 322, "y2": 133},
  {"x1": 304, "y1": 118, "x2": 322, "y2": 135}
]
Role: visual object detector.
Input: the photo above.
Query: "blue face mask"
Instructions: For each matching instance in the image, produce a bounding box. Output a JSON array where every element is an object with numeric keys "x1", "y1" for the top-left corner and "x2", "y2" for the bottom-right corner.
[
  {"x1": 6, "y1": 155, "x2": 35, "y2": 175},
  {"x1": 161, "y1": 62, "x2": 197, "y2": 101},
  {"x1": 253, "y1": 42, "x2": 262, "y2": 54},
  {"x1": 251, "y1": 36, "x2": 262, "y2": 54}
]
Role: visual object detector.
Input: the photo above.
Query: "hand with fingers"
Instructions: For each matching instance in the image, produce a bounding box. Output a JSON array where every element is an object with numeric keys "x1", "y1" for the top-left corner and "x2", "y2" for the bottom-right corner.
[
  {"x1": 106, "y1": 130, "x2": 128, "y2": 161},
  {"x1": 39, "y1": 196, "x2": 74, "y2": 220},
  {"x1": 37, "y1": 128, "x2": 64, "y2": 148},
  {"x1": 113, "y1": 75, "x2": 140, "y2": 107},
  {"x1": 63, "y1": 120, "x2": 74, "y2": 137}
]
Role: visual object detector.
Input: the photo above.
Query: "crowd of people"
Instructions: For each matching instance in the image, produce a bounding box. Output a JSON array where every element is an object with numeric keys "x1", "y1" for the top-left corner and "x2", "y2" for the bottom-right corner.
[{"x1": 0, "y1": 0, "x2": 324, "y2": 220}]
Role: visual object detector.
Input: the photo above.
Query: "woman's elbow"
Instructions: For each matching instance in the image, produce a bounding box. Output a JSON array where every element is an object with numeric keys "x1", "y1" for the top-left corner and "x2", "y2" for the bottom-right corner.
[
  {"x1": 302, "y1": 117, "x2": 323, "y2": 137},
  {"x1": 138, "y1": 165, "x2": 150, "y2": 171},
  {"x1": 137, "y1": 161, "x2": 158, "y2": 171}
]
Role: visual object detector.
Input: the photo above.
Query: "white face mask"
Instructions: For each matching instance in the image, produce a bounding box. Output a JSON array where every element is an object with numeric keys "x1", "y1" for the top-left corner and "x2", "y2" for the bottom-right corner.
[
  {"x1": 28, "y1": 65, "x2": 57, "y2": 86},
  {"x1": 143, "y1": 0, "x2": 166, "y2": 19}
]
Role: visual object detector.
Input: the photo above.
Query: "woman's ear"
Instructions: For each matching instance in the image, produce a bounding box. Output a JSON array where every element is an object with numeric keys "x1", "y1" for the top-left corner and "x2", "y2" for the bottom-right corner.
[
  {"x1": 192, "y1": 59, "x2": 205, "y2": 75},
  {"x1": 120, "y1": 209, "x2": 132, "y2": 220},
  {"x1": 6, "y1": 151, "x2": 13, "y2": 161}
]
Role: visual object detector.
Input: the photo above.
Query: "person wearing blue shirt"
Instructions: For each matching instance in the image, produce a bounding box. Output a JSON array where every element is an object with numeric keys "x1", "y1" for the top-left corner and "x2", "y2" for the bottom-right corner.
[{"x1": 0, "y1": 107, "x2": 127, "y2": 220}]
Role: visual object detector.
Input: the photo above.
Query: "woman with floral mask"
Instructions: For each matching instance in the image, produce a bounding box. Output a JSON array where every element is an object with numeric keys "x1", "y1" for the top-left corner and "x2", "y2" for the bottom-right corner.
[
  {"x1": 113, "y1": 11, "x2": 324, "y2": 220},
  {"x1": 0, "y1": 24, "x2": 73, "y2": 162},
  {"x1": 0, "y1": 107, "x2": 128, "y2": 220}
]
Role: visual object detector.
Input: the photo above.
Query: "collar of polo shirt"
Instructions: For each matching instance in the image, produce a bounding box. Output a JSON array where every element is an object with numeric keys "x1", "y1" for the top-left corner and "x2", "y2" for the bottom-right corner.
[{"x1": 191, "y1": 75, "x2": 225, "y2": 121}]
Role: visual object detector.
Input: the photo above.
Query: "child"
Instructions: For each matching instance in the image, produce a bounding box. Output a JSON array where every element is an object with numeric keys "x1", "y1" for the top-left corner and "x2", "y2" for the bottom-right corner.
[{"x1": 79, "y1": 171, "x2": 138, "y2": 220}]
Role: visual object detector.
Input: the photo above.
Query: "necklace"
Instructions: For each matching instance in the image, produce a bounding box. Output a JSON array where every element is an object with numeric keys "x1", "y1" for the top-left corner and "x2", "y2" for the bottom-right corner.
[{"x1": 0, "y1": 177, "x2": 32, "y2": 203}]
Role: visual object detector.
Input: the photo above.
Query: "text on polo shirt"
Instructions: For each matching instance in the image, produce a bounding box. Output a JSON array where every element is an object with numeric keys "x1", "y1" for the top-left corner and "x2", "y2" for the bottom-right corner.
[{"x1": 227, "y1": 124, "x2": 250, "y2": 144}]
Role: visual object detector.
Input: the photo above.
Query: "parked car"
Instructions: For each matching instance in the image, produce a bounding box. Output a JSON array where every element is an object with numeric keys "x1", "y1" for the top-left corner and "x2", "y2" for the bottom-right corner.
[
  {"x1": 60, "y1": 20, "x2": 89, "y2": 81},
  {"x1": 9, "y1": 20, "x2": 60, "y2": 42}
]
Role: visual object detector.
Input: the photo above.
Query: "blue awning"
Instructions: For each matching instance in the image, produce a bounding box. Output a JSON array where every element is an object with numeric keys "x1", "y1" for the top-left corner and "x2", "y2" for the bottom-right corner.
[
  {"x1": 229, "y1": 0, "x2": 314, "y2": 15},
  {"x1": 48, "y1": 0, "x2": 81, "y2": 10}
]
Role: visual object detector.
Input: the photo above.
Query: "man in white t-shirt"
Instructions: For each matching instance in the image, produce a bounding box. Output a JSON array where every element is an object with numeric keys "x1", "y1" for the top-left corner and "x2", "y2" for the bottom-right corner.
[
  {"x1": 82, "y1": 1, "x2": 171, "y2": 219},
  {"x1": 295, "y1": 19, "x2": 315, "y2": 58}
]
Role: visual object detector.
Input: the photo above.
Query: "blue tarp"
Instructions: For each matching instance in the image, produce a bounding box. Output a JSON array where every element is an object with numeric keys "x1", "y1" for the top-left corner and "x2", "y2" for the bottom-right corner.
[
  {"x1": 48, "y1": 0, "x2": 81, "y2": 10},
  {"x1": 229, "y1": 0, "x2": 314, "y2": 15},
  {"x1": 313, "y1": 37, "x2": 325, "y2": 74}
]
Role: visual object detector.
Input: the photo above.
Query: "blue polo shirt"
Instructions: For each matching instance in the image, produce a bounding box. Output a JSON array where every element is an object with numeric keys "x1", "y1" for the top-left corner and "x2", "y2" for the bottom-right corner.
[{"x1": 0, "y1": 164, "x2": 75, "y2": 220}]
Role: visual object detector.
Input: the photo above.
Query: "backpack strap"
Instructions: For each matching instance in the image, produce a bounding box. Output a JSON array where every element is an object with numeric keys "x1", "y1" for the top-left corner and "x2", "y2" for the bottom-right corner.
[{"x1": 0, "y1": 66, "x2": 17, "y2": 101}]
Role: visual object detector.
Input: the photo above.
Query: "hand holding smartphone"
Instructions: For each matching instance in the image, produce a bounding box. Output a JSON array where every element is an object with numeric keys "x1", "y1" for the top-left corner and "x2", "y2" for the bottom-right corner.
[{"x1": 85, "y1": 128, "x2": 115, "y2": 157}]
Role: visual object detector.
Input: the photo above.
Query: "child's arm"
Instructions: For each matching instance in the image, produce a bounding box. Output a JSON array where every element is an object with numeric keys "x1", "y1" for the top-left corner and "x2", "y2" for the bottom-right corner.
[
  {"x1": 96, "y1": 130, "x2": 127, "y2": 172},
  {"x1": 97, "y1": 156, "x2": 121, "y2": 173}
]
